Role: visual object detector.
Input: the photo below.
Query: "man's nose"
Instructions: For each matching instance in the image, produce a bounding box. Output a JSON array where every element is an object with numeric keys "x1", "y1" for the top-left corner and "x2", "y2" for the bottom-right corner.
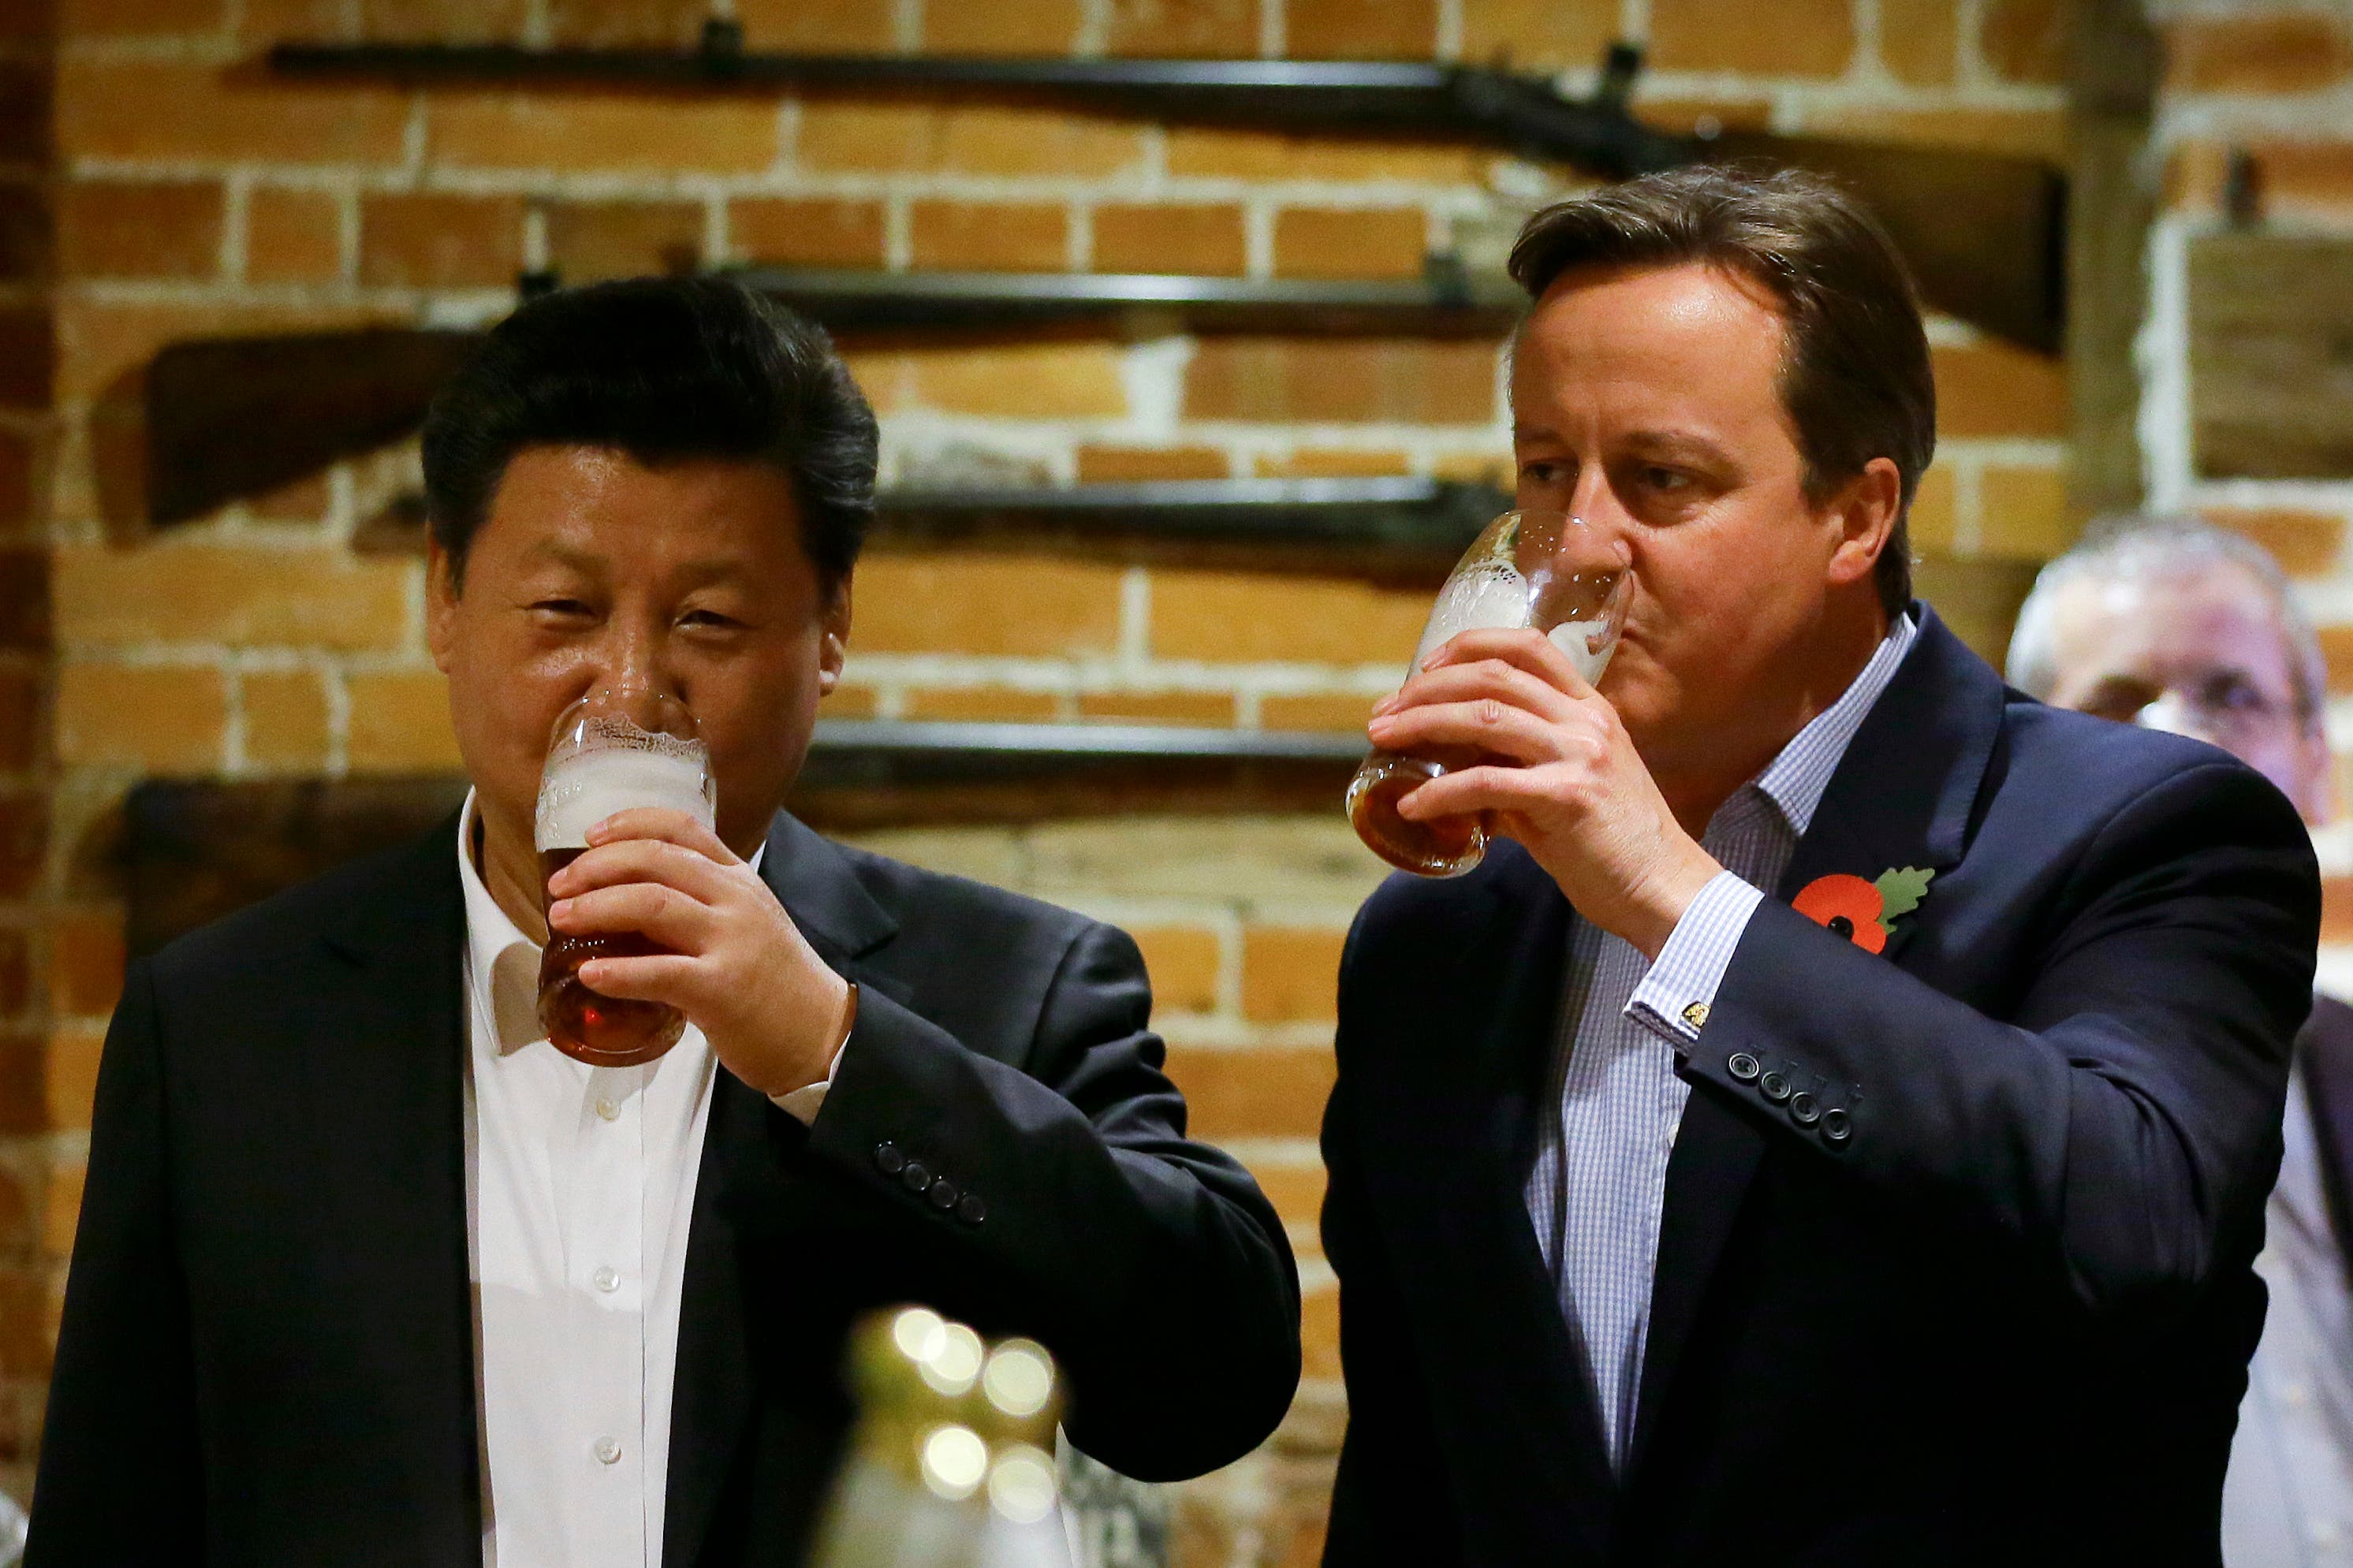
[{"x1": 589, "y1": 621, "x2": 685, "y2": 703}]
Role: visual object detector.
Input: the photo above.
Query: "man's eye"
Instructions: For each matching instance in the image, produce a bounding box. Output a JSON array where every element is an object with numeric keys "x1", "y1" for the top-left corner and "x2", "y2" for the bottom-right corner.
[
  {"x1": 681, "y1": 610, "x2": 741, "y2": 630},
  {"x1": 1643, "y1": 466, "x2": 1688, "y2": 492},
  {"x1": 531, "y1": 599, "x2": 592, "y2": 617},
  {"x1": 1520, "y1": 460, "x2": 1568, "y2": 485}
]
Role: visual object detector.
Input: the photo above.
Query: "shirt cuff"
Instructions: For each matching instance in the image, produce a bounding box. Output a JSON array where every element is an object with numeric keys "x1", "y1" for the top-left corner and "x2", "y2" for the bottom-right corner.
[
  {"x1": 1626, "y1": 870, "x2": 1766, "y2": 1048},
  {"x1": 769, "y1": 981, "x2": 859, "y2": 1126}
]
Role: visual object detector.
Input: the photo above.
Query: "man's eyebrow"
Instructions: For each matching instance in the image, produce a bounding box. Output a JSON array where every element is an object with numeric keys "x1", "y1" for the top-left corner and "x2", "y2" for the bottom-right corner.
[{"x1": 1620, "y1": 430, "x2": 1736, "y2": 465}]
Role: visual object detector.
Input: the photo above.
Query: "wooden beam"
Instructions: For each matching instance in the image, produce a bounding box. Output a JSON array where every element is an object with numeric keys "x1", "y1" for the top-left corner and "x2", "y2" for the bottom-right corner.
[{"x1": 2067, "y1": 0, "x2": 2160, "y2": 516}]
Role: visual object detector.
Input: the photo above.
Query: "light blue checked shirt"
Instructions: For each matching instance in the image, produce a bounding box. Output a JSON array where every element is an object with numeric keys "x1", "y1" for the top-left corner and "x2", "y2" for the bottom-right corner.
[{"x1": 1525, "y1": 612, "x2": 1919, "y2": 1471}]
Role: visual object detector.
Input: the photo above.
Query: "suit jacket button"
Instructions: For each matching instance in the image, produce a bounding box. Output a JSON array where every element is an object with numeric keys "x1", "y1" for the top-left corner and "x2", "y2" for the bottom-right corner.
[
  {"x1": 958, "y1": 1193, "x2": 987, "y2": 1226},
  {"x1": 1728, "y1": 1052, "x2": 1762, "y2": 1082},
  {"x1": 1788, "y1": 1090, "x2": 1821, "y2": 1126},
  {"x1": 1821, "y1": 1108, "x2": 1853, "y2": 1145},
  {"x1": 902, "y1": 1160, "x2": 931, "y2": 1192},
  {"x1": 874, "y1": 1142, "x2": 905, "y2": 1176},
  {"x1": 1759, "y1": 1070, "x2": 1792, "y2": 1104},
  {"x1": 928, "y1": 1176, "x2": 960, "y2": 1210}
]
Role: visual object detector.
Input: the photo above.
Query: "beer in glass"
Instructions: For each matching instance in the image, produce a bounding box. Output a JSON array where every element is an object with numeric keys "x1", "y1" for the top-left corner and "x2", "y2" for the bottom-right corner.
[
  {"x1": 535, "y1": 690, "x2": 714, "y2": 1066},
  {"x1": 1347, "y1": 510, "x2": 1631, "y2": 877}
]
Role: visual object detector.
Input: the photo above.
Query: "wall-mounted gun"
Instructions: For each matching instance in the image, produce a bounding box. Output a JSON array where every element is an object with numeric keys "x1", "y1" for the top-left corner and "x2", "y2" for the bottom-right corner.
[{"x1": 271, "y1": 30, "x2": 2065, "y2": 353}]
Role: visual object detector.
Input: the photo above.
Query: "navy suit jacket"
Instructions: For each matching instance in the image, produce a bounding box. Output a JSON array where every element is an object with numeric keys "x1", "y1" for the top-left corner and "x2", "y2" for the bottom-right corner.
[
  {"x1": 29, "y1": 811, "x2": 1300, "y2": 1566},
  {"x1": 1320, "y1": 607, "x2": 2321, "y2": 1566}
]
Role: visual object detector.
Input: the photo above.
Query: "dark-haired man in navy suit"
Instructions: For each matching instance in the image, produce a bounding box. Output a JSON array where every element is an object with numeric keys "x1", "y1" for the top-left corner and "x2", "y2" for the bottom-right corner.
[{"x1": 1321, "y1": 166, "x2": 2318, "y2": 1566}]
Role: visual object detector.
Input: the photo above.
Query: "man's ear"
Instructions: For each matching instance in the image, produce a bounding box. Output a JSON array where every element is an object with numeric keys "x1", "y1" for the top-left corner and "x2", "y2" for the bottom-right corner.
[
  {"x1": 1824, "y1": 456, "x2": 1905, "y2": 591},
  {"x1": 426, "y1": 537, "x2": 460, "y2": 675},
  {"x1": 817, "y1": 572, "x2": 852, "y2": 695}
]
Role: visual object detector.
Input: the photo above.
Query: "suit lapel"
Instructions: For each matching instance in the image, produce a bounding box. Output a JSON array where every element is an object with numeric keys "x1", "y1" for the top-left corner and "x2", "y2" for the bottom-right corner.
[
  {"x1": 1629, "y1": 609, "x2": 2006, "y2": 1470},
  {"x1": 1359, "y1": 842, "x2": 1617, "y2": 1552},
  {"x1": 312, "y1": 817, "x2": 482, "y2": 1557},
  {"x1": 664, "y1": 813, "x2": 901, "y2": 1568}
]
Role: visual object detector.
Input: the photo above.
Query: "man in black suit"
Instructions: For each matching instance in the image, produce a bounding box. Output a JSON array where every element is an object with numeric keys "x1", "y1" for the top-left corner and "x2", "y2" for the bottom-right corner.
[
  {"x1": 2007, "y1": 513, "x2": 2353, "y2": 1560},
  {"x1": 1320, "y1": 166, "x2": 2318, "y2": 1565},
  {"x1": 29, "y1": 277, "x2": 1300, "y2": 1566}
]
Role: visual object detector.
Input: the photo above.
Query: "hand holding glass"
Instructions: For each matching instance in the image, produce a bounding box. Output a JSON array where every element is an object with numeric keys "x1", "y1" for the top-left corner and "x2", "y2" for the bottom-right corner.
[
  {"x1": 535, "y1": 691, "x2": 715, "y2": 1066},
  {"x1": 1347, "y1": 510, "x2": 1632, "y2": 877}
]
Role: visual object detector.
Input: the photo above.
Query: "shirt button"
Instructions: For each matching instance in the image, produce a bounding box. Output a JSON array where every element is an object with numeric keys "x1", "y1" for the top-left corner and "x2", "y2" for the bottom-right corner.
[
  {"x1": 595, "y1": 1097, "x2": 620, "y2": 1123},
  {"x1": 594, "y1": 1437, "x2": 621, "y2": 1466},
  {"x1": 592, "y1": 1265, "x2": 620, "y2": 1294}
]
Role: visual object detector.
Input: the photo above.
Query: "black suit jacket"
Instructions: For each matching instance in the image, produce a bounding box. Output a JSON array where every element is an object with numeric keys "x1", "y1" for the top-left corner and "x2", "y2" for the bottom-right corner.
[
  {"x1": 1320, "y1": 608, "x2": 2321, "y2": 1566},
  {"x1": 29, "y1": 811, "x2": 1300, "y2": 1566}
]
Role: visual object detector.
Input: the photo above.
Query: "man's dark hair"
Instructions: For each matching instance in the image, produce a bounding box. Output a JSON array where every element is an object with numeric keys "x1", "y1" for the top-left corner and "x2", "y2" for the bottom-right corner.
[
  {"x1": 1508, "y1": 165, "x2": 1936, "y2": 617},
  {"x1": 421, "y1": 275, "x2": 878, "y2": 592}
]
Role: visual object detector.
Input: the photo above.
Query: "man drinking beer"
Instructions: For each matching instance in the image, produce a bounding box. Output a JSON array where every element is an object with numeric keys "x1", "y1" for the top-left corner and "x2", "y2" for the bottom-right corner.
[{"x1": 30, "y1": 277, "x2": 1301, "y2": 1566}]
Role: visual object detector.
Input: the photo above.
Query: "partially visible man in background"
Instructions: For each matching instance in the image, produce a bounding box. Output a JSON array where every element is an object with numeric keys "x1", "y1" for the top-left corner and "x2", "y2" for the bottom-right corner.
[{"x1": 2010, "y1": 514, "x2": 2353, "y2": 1564}]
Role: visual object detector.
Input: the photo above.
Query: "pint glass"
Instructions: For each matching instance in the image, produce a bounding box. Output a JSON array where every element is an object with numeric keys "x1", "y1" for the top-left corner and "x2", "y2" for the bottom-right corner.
[
  {"x1": 1346, "y1": 510, "x2": 1631, "y2": 877},
  {"x1": 535, "y1": 691, "x2": 715, "y2": 1066}
]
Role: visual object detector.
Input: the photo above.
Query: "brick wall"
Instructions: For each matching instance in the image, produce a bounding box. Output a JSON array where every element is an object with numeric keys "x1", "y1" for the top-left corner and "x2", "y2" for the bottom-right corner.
[
  {"x1": 31, "y1": 0, "x2": 2074, "y2": 1554},
  {"x1": 2137, "y1": 2, "x2": 2353, "y2": 999}
]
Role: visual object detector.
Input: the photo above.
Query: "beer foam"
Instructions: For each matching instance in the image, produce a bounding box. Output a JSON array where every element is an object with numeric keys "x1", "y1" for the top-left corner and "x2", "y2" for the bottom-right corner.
[
  {"x1": 1546, "y1": 617, "x2": 1613, "y2": 686},
  {"x1": 1412, "y1": 563, "x2": 1531, "y2": 665},
  {"x1": 535, "y1": 743, "x2": 713, "y2": 850}
]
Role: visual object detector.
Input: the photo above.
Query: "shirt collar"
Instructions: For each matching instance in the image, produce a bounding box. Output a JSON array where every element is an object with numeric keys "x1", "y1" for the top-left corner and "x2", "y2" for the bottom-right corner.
[
  {"x1": 455, "y1": 790, "x2": 765, "y2": 1056},
  {"x1": 1740, "y1": 610, "x2": 1920, "y2": 840}
]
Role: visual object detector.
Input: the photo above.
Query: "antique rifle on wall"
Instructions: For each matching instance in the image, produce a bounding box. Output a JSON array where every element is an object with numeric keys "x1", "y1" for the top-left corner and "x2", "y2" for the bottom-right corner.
[{"x1": 145, "y1": 35, "x2": 2061, "y2": 526}]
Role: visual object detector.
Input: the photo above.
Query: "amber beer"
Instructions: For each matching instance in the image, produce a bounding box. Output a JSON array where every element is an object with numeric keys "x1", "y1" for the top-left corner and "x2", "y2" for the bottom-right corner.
[
  {"x1": 534, "y1": 693, "x2": 714, "y2": 1067},
  {"x1": 1348, "y1": 510, "x2": 1631, "y2": 877}
]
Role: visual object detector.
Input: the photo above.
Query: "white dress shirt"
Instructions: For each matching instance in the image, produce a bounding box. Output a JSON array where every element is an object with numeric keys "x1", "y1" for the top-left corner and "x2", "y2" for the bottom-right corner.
[
  {"x1": 457, "y1": 794, "x2": 812, "y2": 1568},
  {"x1": 1524, "y1": 613, "x2": 1919, "y2": 1469},
  {"x1": 2224, "y1": 1060, "x2": 2353, "y2": 1566}
]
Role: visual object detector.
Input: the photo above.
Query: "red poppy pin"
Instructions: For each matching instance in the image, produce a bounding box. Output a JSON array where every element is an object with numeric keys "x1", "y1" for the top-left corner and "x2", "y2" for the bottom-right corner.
[{"x1": 1792, "y1": 867, "x2": 1936, "y2": 954}]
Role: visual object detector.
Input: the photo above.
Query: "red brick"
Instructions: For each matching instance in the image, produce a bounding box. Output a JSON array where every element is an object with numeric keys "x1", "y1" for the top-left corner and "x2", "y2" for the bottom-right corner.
[
  {"x1": 1460, "y1": 0, "x2": 1615, "y2": 71},
  {"x1": 0, "y1": 184, "x2": 50, "y2": 286},
  {"x1": 242, "y1": 669, "x2": 330, "y2": 769},
  {"x1": 1076, "y1": 690, "x2": 1236, "y2": 727},
  {"x1": 736, "y1": 0, "x2": 893, "y2": 49},
  {"x1": 545, "y1": 0, "x2": 698, "y2": 46},
  {"x1": 924, "y1": 0, "x2": 1080, "y2": 52},
  {"x1": 1108, "y1": 0, "x2": 1259, "y2": 57},
  {"x1": 728, "y1": 198, "x2": 886, "y2": 267},
  {"x1": 1185, "y1": 337, "x2": 1500, "y2": 425},
  {"x1": 884, "y1": 342, "x2": 1129, "y2": 419},
  {"x1": 345, "y1": 669, "x2": 461, "y2": 771},
  {"x1": 0, "y1": 665, "x2": 37, "y2": 771},
  {"x1": 1165, "y1": 127, "x2": 1478, "y2": 184},
  {"x1": 795, "y1": 103, "x2": 1143, "y2": 177},
  {"x1": 244, "y1": 187, "x2": 343, "y2": 284},
  {"x1": 1253, "y1": 449, "x2": 1411, "y2": 478},
  {"x1": 0, "y1": 1253, "x2": 51, "y2": 1376},
  {"x1": 54, "y1": 544, "x2": 410, "y2": 650},
  {"x1": 1132, "y1": 925, "x2": 1221, "y2": 1013},
  {"x1": 544, "y1": 199, "x2": 703, "y2": 285},
  {"x1": 1092, "y1": 203, "x2": 1247, "y2": 277},
  {"x1": 55, "y1": 663, "x2": 226, "y2": 772},
  {"x1": 1880, "y1": 0, "x2": 1957, "y2": 84},
  {"x1": 1285, "y1": 0, "x2": 1435, "y2": 58},
  {"x1": 1907, "y1": 464, "x2": 1958, "y2": 555},
  {"x1": 1244, "y1": 1160, "x2": 1327, "y2": 1231},
  {"x1": 1981, "y1": 0, "x2": 2064, "y2": 84},
  {"x1": 57, "y1": 60, "x2": 409, "y2": 165},
  {"x1": 2251, "y1": 142, "x2": 2353, "y2": 218},
  {"x1": 2328, "y1": 874, "x2": 2353, "y2": 938},
  {"x1": 1075, "y1": 444, "x2": 1231, "y2": 482},
  {"x1": 0, "y1": 430, "x2": 30, "y2": 536},
  {"x1": 1978, "y1": 465, "x2": 2071, "y2": 561},
  {"x1": 2205, "y1": 507, "x2": 2346, "y2": 579},
  {"x1": 360, "y1": 192, "x2": 524, "y2": 289},
  {"x1": 899, "y1": 687, "x2": 1062, "y2": 723},
  {"x1": 1273, "y1": 207, "x2": 1426, "y2": 280},
  {"x1": 1302, "y1": 1279, "x2": 1339, "y2": 1380},
  {"x1": 47, "y1": 1023, "x2": 103, "y2": 1136},
  {"x1": 1631, "y1": 97, "x2": 1773, "y2": 136},
  {"x1": 0, "y1": 791, "x2": 42, "y2": 898},
  {"x1": 1163, "y1": 1044, "x2": 1335, "y2": 1139},
  {"x1": 853, "y1": 553, "x2": 1126, "y2": 657},
  {"x1": 362, "y1": 0, "x2": 526, "y2": 37},
  {"x1": 48, "y1": 911, "x2": 121, "y2": 1019},
  {"x1": 1648, "y1": 0, "x2": 1855, "y2": 76},
  {"x1": 908, "y1": 200, "x2": 1068, "y2": 273},
  {"x1": 1259, "y1": 692, "x2": 1375, "y2": 732},
  {"x1": 1802, "y1": 105, "x2": 2064, "y2": 162},
  {"x1": 2324, "y1": 634, "x2": 2353, "y2": 698},
  {"x1": 1151, "y1": 569, "x2": 1430, "y2": 664},
  {"x1": 2165, "y1": 13, "x2": 2351, "y2": 95},
  {"x1": 238, "y1": 0, "x2": 345, "y2": 41},
  {"x1": 1242, "y1": 926, "x2": 1346, "y2": 1022},
  {"x1": 43, "y1": 1160, "x2": 83, "y2": 1261},
  {"x1": 427, "y1": 95, "x2": 780, "y2": 174},
  {"x1": 1931, "y1": 340, "x2": 2067, "y2": 439},
  {"x1": 60, "y1": 0, "x2": 223, "y2": 34},
  {"x1": 54, "y1": 299, "x2": 382, "y2": 405}
]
